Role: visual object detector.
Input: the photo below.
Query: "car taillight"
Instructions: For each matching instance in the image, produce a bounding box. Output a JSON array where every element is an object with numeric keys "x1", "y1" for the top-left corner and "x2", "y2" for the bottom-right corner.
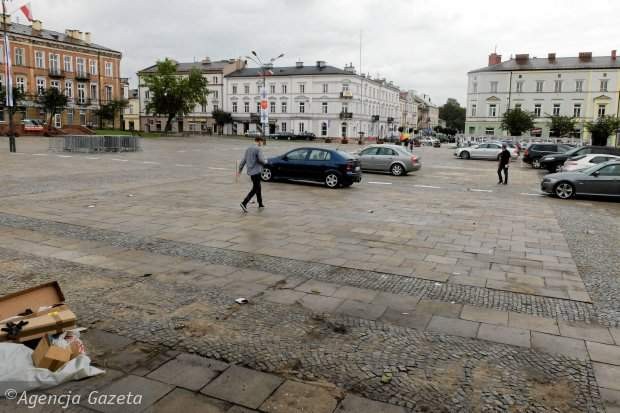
[
  {"x1": 411, "y1": 155, "x2": 418, "y2": 163},
  {"x1": 346, "y1": 161, "x2": 353, "y2": 171},
  {"x1": 524, "y1": 149, "x2": 529, "y2": 156}
]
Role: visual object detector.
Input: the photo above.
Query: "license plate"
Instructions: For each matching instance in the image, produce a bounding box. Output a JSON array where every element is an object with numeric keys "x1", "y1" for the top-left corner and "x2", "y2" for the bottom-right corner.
[{"x1": 355, "y1": 166, "x2": 361, "y2": 171}]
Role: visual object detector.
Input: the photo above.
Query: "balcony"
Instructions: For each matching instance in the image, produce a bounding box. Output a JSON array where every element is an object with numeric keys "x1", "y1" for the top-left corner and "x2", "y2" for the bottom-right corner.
[
  {"x1": 387, "y1": 117, "x2": 394, "y2": 123},
  {"x1": 371, "y1": 115, "x2": 379, "y2": 122},
  {"x1": 76, "y1": 98, "x2": 91, "y2": 106},
  {"x1": 75, "y1": 71, "x2": 90, "y2": 81},
  {"x1": 339, "y1": 111, "x2": 353, "y2": 119},
  {"x1": 48, "y1": 68, "x2": 65, "y2": 78},
  {"x1": 340, "y1": 91, "x2": 353, "y2": 99}
]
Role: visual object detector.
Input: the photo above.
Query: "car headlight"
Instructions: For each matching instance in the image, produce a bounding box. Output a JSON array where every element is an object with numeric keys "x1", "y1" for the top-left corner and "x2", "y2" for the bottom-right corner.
[{"x1": 545, "y1": 157, "x2": 555, "y2": 161}]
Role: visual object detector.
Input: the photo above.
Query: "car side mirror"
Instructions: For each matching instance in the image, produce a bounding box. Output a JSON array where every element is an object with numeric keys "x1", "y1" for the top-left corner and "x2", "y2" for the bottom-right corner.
[
  {"x1": 592, "y1": 171, "x2": 600, "y2": 177},
  {"x1": 282, "y1": 156, "x2": 288, "y2": 161}
]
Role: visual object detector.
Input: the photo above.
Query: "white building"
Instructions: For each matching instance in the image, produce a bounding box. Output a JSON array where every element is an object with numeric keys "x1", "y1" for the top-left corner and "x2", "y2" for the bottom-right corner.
[
  {"x1": 466, "y1": 51, "x2": 620, "y2": 145},
  {"x1": 224, "y1": 61, "x2": 401, "y2": 139},
  {"x1": 399, "y1": 91, "x2": 417, "y2": 132},
  {"x1": 414, "y1": 93, "x2": 439, "y2": 133}
]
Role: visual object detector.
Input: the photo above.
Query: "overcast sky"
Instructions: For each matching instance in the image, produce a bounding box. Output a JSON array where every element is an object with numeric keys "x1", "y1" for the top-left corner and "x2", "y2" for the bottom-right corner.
[{"x1": 29, "y1": 0, "x2": 620, "y2": 105}]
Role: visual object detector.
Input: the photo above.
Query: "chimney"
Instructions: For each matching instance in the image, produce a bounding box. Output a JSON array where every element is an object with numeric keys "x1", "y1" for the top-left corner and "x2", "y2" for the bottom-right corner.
[
  {"x1": 344, "y1": 63, "x2": 356, "y2": 73},
  {"x1": 84, "y1": 32, "x2": 91, "y2": 44},
  {"x1": 316, "y1": 60, "x2": 326, "y2": 68},
  {"x1": 578, "y1": 52, "x2": 592, "y2": 62},
  {"x1": 295, "y1": 61, "x2": 303, "y2": 68},
  {"x1": 547, "y1": 53, "x2": 556, "y2": 62},
  {"x1": 31, "y1": 20, "x2": 42, "y2": 31},
  {"x1": 515, "y1": 54, "x2": 529, "y2": 64},
  {"x1": 0, "y1": 14, "x2": 11, "y2": 25},
  {"x1": 488, "y1": 52, "x2": 501, "y2": 66},
  {"x1": 612, "y1": 50, "x2": 617, "y2": 60},
  {"x1": 202, "y1": 56, "x2": 211, "y2": 64}
]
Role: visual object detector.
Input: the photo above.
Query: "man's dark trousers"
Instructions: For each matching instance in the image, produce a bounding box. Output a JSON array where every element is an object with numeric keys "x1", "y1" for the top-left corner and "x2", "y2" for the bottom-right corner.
[
  {"x1": 497, "y1": 165, "x2": 508, "y2": 184},
  {"x1": 243, "y1": 174, "x2": 262, "y2": 206}
]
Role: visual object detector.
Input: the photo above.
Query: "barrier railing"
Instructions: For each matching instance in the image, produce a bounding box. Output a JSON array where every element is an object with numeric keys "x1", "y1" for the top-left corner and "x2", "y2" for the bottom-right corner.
[{"x1": 48, "y1": 135, "x2": 142, "y2": 153}]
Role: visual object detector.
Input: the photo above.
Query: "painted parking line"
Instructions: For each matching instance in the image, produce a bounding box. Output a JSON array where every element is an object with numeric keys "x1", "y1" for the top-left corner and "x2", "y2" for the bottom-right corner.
[
  {"x1": 10, "y1": 152, "x2": 27, "y2": 155},
  {"x1": 520, "y1": 192, "x2": 545, "y2": 197},
  {"x1": 142, "y1": 161, "x2": 160, "y2": 164},
  {"x1": 414, "y1": 184, "x2": 441, "y2": 189},
  {"x1": 367, "y1": 181, "x2": 393, "y2": 185},
  {"x1": 176, "y1": 150, "x2": 186, "y2": 153},
  {"x1": 56, "y1": 155, "x2": 73, "y2": 158},
  {"x1": 111, "y1": 158, "x2": 129, "y2": 162},
  {"x1": 32, "y1": 153, "x2": 48, "y2": 156},
  {"x1": 175, "y1": 164, "x2": 194, "y2": 167},
  {"x1": 85, "y1": 157, "x2": 100, "y2": 160},
  {"x1": 469, "y1": 188, "x2": 493, "y2": 192},
  {"x1": 208, "y1": 167, "x2": 229, "y2": 170}
]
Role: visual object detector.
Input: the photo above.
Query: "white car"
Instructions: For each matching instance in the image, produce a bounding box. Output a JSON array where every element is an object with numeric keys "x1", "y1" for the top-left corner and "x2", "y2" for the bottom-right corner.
[
  {"x1": 561, "y1": 154, "x2": 620, "y2": 171},
  {"x1": 454, "y1": 142, "x2": 518, "y2": 160}
]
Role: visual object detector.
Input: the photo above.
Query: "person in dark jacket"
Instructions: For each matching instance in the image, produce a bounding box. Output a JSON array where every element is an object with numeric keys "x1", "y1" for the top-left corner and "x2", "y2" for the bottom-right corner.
[
  {"x1": 238, "y1": 137, "x2": 266, "y2": 212},
  {"x1": 497, "y1": 144, "x2": 511, "y2": 184}
]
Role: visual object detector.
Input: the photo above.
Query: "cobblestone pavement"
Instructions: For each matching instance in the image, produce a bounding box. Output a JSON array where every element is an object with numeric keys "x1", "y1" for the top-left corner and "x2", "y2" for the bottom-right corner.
[{"x1": 0, "y1": 136, "x2": 619, "y2": 412}]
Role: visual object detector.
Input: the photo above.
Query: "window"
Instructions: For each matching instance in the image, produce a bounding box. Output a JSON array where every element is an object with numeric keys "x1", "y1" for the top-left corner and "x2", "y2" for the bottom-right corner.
[
  {"x1": 552, "y1": 103, "x2": 560, "y2": 116},
  {"x1": 472, "y1": 82, "x2": 477, "y2": 93},
  {"x1": 232, "y1": 85, "x2": 237, "y2": 94},
  {"x1": 468, "y1": 126, "x2": 475, "y2": 134},
  {"x1": 536, "y1": 80, "x2": 544, "y2": 92},
  {"x1": 64, "y1": 56, "x2": 72, "y2": 72},
  {"x1": 281, "y1": 122, "x2": 287, "y2": 132},
  {"x1": 212, "y1": 76, "x2": 218, "y2": 84},
  {"x1": 322, "y1": 102, "x2": 328, "y2": 114},
  {"x1": 286, "y1": 149, "x2": 309, "y2": 160},
  {"x1": 516, "y1": 81, "x2": 523, "y2": 93},
  {"x1": 213, "y1": 104, "x2": 219, "y2": 112},
  {"x1": 323, "y1": 83, "x2": 328, "y2": 93},
  {"x1": 377, "y1": 147, "x2": 396, "y2": 156},
  {"x1": 65, "y1": 80, "x2": 73, "y2": 98},
  {"x1": 90, "y1": 84, "x2": 98, "y2": 100},
  {"x1": 600, "y1": 79, "x2": 609, "y2": 92},
  {"x1": 490, "y1": 81, "x2": 498, "y2": 93},
  {"x1": 244, "y1": 102, "x2": 249, "y2": 112},
  {"x1": 90, "y1": 60, "x2": 97, "y2": 75},
  {"x1": 309, "y1": 150, "x2": 331, "y2": 161},
  {"x1": 299, "y1": 84, "x2": 305, "y2": 93},
  {"x1": 590, "y1": 156, "x2": 611, "y2": 164},
  {"x1": 36, "y1": 78, "x2": 46, "y2": 94},
  {"x1": 232, "y1": 102, "x2": 237, "y2": 112},
  {"x1": 256, "y1": 102, "x2": 260, "y2": 113},
  {"x1": 0, "y1": 45, "x2": 3, "y2": 63},
  {"x1": 76, "y1": 58, "x2": 85, "y2": 75},
  {"x1": 597, "y1": 164, "x2": 620, "y2": 176},
  {"x1": 50, "y1": 80, "x2": 60, "y2": 90},
  {"x1": 244, "y1": 85, "x2": 250, "y2": 94},
  {"x1": 281, "y1": 102, "x2": 287, "y2": 113},
  {"x1": 514, "y1": 103, "x2": 522, "y2": 111},
  {"x1": 360, "y1": 147, "x2": 379, "y2": 156},
  {"x1": 281, "y1": 84, "x2": 287, "y2": 94},
  {"x1": 471, "y1": 104, "x2": 477, "y2": 116},
  {"x1": 554, "y1": 80, "x2": 562, "y2": 92},
  {"x1": 488, "y1": 104, "x2": 497, "y2": 117},
  {"x1": 212, "y1": 90, "x2": 218, "y2": 99},
  {"x1": 49, "y1": 54, "x2": 59, "y2": 71},
  {"x1": 534, "y1": 104, "x2": 542, "y2": 117},
  {"x1": 104, "y1": 85, "x2": 112, "y2": 101},
  {"x1": 342, "y1": 103, "x2": 349, "y2": 113},
  {"x1": 145, "y1": 90, "x2": 150, "y2": 99},
  {"x1": 573, "y1": 103, "x2": 581, "y2": 117},
  {"x1": 14, "y1": 48, "x2": 24, "y2": 66},
  {"x1": 35, "y1": 51, "x2": 44, "y2": 68},
  {"x1": 77, "y1": 83, "x2": 86, "y2": 103},
  {"x1": 321, "y1": 122, "x2": 328, "y2": 136},
  {"x1": 299, "y1": 102, "x2": 305, "y2": 113},
  {"x1": 598, "y1": 104, "x2": 606, "y2": 117},
  {"x1": 270, "y1": 84, "x2": 275, "y2": 94},
  {"x1": 298, "y1": 122, "x2": 305, "y2": 133},
  {"x1": 485, "y1": 128, "x2": 494, "y2": 135},
  {"x1": 575, "y1": 80, "x2": 583, "y2": 92},
  {"x1": 270, "y1": 102, "x2": 276, "y2": 112},
  {"x1": 67, "y1": 110, "x2": 73, "y2": 125},
  {"x1": 104, "y1": 62, "x2": 112, "y2": 77}
]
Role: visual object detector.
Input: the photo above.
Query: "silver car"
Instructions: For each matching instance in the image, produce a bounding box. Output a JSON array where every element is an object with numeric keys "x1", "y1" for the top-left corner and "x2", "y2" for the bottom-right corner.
[
  {"x1": 541, "y1": 160, "x2": 620, "y2": 199},
  {"x1": 455, "y1": 142, "x2": 518, "y2": 160},
  {"x1": 358, "y1": 144, "x2": 421, "y2": 176}
]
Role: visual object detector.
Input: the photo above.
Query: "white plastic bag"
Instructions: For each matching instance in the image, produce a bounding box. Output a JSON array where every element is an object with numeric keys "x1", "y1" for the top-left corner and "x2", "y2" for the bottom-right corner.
[{"x1": 0, "y1": 343, "x2": 105, "y2": 393}]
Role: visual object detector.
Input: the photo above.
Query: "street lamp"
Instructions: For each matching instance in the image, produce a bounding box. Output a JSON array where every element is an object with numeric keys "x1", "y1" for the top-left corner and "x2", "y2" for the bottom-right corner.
[
  {"x1": 2, "y1": 0, "x2": 15, "y2": 152},
  {"x1": 245, "y1": 51, "x2": 284, "y2": 137}
]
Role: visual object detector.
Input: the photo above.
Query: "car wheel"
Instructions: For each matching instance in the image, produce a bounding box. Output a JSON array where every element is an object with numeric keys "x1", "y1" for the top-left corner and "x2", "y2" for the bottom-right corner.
[
  {"x1": 261, "y1": 167, "x2": 273, "y2": 182},
  {"x1": 532, "y1": 159, "x2": 541, "y2": 168},
  {"x1": 460, "y1": 151, "x2": 470, "y2": 159},
  {"x1": 554, "y1": 182, "x2": 575, "y2": 199},
  {"x1": 391, "y1": 163, "x2": 404, "y2": 176},
  {"x1": 325, "y1": 172, "x2": 340, "y2": 188}
]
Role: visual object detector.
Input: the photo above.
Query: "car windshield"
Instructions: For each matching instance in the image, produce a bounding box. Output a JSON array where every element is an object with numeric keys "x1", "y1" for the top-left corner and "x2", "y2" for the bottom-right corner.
[
  {"x1": 579, "y1": 163, "x2": 605, "y2": 175},
  {"x1": 562, "y1": 147, "x2": 583, "y2": 156}
]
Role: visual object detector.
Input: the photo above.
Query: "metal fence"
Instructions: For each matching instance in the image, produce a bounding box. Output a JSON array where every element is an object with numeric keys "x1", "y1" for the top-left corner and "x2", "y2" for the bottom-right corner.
[{"x1": 48, "y1": 135, "x2": 142, "y2": 153}]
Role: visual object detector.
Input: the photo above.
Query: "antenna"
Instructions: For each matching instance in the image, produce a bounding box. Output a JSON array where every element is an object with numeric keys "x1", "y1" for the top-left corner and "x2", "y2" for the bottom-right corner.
[{"x1": 494, "y1": 44, "x2": 498, "y2": 54}]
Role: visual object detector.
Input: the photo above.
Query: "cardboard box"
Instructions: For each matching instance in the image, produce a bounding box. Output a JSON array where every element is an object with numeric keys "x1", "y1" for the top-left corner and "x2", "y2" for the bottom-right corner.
[
  {"x1": 32, "y1": 335, "x2": 72, "y2": 372},
  {"x1": 0, "y1": 282, "x2": 65, "y2": 321},
  {"x1": 0, "y1": 309, "x2": 77, "y2": 342}
]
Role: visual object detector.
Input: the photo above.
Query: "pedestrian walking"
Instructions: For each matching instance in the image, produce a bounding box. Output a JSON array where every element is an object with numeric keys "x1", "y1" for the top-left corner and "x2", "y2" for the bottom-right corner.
[
  {"x1": 497, "y1": 143, "x2": 511, "y2": 184},
  {"x1": 238, "y1": 137, "x2": 266, "y2": 212}
]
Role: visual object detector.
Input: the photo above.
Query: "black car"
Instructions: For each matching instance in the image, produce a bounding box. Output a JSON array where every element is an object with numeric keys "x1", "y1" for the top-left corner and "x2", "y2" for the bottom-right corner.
[
  {"x1": 260, "y1": 147, "x2": 362, "y2": 188},
  {"x1": 523, "y1": 143, "x2": 573, "y2": 168},
  {"x1": 539, "y1": 146, "x2": 620, "y2": 172},
  {"x1": 297, "y1": 132, "x2": 316, "y2": 141},
  {"x1": 270, "y1": 132, "x2": 295, "y2": 140},
  {"x1": 270, "y1": 132, "x2": 315, "y2": 141}
]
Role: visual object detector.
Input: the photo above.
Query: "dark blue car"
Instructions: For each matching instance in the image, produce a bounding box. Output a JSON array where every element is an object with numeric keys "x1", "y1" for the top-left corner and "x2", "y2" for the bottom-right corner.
[{"x1": 260, "y1": 147, "x2": 362, "y2": 188}]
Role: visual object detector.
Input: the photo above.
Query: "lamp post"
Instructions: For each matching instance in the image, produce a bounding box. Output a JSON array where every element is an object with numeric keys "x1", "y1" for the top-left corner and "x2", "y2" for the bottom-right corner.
[
  {"x1": 2, "y1": 0, "x2": 15, "y2": 152},
  {"x1": 245, "y1": 51, "x2": 284, "y2": 138}
]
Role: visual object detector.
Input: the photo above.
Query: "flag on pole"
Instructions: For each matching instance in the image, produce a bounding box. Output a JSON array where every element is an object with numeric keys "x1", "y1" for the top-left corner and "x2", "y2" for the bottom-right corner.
[
  {"x1": 19, "y1": 2, "x2": 33, "y2": 22},
  {"x1": 3, "y1": 30, "x2": 13, "y2": 107}
]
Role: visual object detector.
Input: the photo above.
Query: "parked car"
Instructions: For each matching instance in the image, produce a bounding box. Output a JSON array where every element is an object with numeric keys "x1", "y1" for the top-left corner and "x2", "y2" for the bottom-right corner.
[
  {"x1": 433, "y1": 140, "x2": 441, "y2": 148},
  {"x1": 539, "y1": 146, "x2": 620, "y2": 172},
  {"x1": 454, "y1": 142, "x2": 518, "y2": 160},
  {"x1": 523, "y1": 143, "x2": 573, "y2": 168},
  {"x1": 541, "y1": 160, "x2": 620, "y2": 199},
  {"x1": 245, "y1": 131, "x2": 262, "y2": 138},
  {"x1": 270, "y1": 132, "x2": 295, "y2": 140},
  {"x1": 561, "y1": 154, "x2": 620, "y2": 172},
  {"x1": 260, "y1": 147, "x2": 362, "y2": 188},
  {"x1": 297, "y1": 131, "x2": 316, "y2": 141},
  {"x1": 358, "y1": 144, "x2": 421, "y2": 176}
]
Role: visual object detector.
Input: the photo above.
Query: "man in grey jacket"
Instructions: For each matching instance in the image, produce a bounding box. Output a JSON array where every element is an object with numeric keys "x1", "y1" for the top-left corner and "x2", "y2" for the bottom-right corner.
[{"x1": 238, "y1": 137, "x2": 266, "y2": 212}]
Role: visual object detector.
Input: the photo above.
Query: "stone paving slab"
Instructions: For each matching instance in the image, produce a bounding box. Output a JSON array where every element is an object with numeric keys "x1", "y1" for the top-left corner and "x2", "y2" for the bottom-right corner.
[
  {"x1": 586, "y1": 341, "x2": 620, "y2": 366},
  {"x1": 147, "y1": 354, "x2": 225, "y2": 391},
  {"x1": 336, "y1": 394, "x2": 407, "y2": 413},
  {"x1": 426, "y1": 315, "x2": 480, "y2": 338},
  {"x1": 531, "y1": 332, "x2": 588, "y2": 360},
  {"x1": 477, "y1": 324, "x2": 531, "y2": 348},
  {"x1": 460, "y1": 305, "x2": 508, "y2": 326},
  {"x1": 86, "y1": 375, "x2": 174, "y2": 413},
  {"x1": 592, "y1": 363, "x2": 620, "y2": 391},
  {"x1": 379, "y1": 307, "x2": 433, "y2": 330},
  {"x1": 600, "y1": 388, "x2": 620, "y2": 413},
  {"x1": 507, "y1": 311, "x2": 560, "y2": 335},
  {"x1": 259, "y1": 380, "x2": 340, "y2": 413},
  {"x1": 335, "y1": 299, "x2": 387, "y2": 320},
  {"x1": 150, "y1": 388, "x2": 231, "y2": 412},
  {"x1": 558, "y1": 321, "x2": 615, "y2": 344},
  {"x1": 201, "y1": 366, "x2": 284, "y2": 409}
]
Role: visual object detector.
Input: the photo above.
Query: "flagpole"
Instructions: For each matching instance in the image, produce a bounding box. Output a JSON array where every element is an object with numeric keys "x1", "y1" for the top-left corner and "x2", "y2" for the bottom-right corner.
[{"x1": 2, "y1": 0, "x2": 15, "y2": 152}]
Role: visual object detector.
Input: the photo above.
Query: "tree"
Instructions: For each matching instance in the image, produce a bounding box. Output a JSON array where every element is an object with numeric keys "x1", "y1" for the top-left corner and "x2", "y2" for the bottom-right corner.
[
  {"x1": 438, "y1": 98, "x2": 466, "y2": 132},
  {"x1": 37, "y1": 87, "x2": 68, "y2": 132},
  {"x1": 142, "y1": 59, "x2": 209, "y2": 132},
  {"x1": 500, "y1": 108, "x2": 535, "y2": 136},
  {"x1": 212, "y1": 109, "x2": 232, "y2": 134},
  {"x1": 549, "y1": 115, "x2": 576, "y2": 138},
  {"x1": 585, "y1": 116, "x2": 620, "y2": 146},
  {"x1": 96, "y1": 99, "x2": 128, "y2": 129},
  {"x1": 0, "y1": 86, "x2": 27, "y2": 136}
]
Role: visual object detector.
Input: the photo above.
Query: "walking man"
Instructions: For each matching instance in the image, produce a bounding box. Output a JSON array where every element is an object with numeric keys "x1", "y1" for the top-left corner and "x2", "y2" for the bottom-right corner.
[
  {"x1": 497, "y1": 144, "x2": 511, "y2": 184},
  {"x1": 238, "y1": 137, "x2": 266, "y2": 212}
]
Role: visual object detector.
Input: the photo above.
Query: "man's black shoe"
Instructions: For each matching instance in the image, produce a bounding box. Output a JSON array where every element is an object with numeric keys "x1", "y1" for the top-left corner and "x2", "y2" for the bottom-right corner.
[{"x1": 240, "y1": 203, "x2": 248, "y2": 213}]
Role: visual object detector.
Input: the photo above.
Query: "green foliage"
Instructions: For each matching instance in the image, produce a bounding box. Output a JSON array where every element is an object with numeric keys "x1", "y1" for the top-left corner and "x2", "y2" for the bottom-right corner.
[
  {"x1": 500, "y1": 108, "x2": 535, "y2": 136},
  {"x1": 37, "y1": 87, "x2": 68, "y2": 129},
  {"x1": 96, "y1": 99, "x2": 128, "y2": 129},
  {"x1": 438, "y1": 98, "x2": 466, "y2": 132},
  {"x1": 549, "y1": 115, "x2": 576, "y2": 138},
  {"x1": 585, "y1": 116, "x2": 620, "y2": 146},
  {"x1": 0, "y1": 86, "x2": 27, "y2": 117},
  {"x1": 212, "y1": 109, "x2": 232, "y2": 127},
  {"x1": 142, "y1": 59, "x2": 209, "y2": 132}
]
